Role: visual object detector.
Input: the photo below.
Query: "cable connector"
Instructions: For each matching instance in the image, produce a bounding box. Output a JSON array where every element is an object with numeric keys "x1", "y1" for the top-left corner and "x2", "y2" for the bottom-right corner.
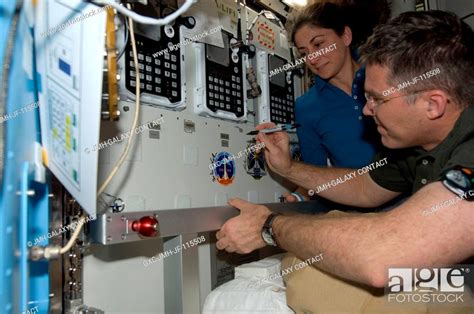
[{"x1": 29, "y1": 245, "x2": 62, "y2": 261}]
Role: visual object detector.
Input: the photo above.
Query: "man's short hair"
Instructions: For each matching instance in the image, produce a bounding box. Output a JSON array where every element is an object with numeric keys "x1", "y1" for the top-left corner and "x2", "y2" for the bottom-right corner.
[{"x1": 360, "y1": 11, "x2": 474, "y2": 108}]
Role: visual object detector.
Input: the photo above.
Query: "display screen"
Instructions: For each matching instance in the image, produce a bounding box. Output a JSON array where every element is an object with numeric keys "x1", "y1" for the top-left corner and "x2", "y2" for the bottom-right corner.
[
  {"x1": 269, "y1": 55, "x2": 285, "y2": 87},
  {"x1": 206, "y1": 31, "x2": 229, "y2": 66}
]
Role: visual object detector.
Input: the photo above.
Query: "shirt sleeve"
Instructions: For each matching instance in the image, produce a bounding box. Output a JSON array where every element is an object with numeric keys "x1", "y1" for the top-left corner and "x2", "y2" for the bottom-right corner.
[
  {"x1": 437, "y1": 137, "x2": 474, "y2": 179},
  {"x1": 369, "y1": 150, "x2": 413, "y2": 193}
]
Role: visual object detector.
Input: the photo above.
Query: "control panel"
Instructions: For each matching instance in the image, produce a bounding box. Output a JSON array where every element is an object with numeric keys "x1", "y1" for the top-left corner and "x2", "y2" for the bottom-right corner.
[
  {"x1": 192, "y1": 31, "x2": 247, "y2": 122},
  {"x1": 268, "y1": 54, "x2": 296, "y2": 124},
  {"x1": 35, "y1": 0, "x2": 106, "y2": 214},
  {"x1": 256, "y1": 50, "x2": 296, "y2": 124},
  {"x1": 119, "y1": 24, "x2": 186, "y2": 109}
]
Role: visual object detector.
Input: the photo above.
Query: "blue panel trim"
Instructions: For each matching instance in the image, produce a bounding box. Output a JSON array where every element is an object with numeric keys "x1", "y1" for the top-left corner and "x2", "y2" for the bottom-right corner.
[
  {"x1": 0, "y1": 1, "x2": 18, "y2": 312},
  {"x1": 1, "y1": 2, "x2": 50, "y2": 313},
  {"x1": 20, "y1": 163, "x2": 29, "y2": 313}
]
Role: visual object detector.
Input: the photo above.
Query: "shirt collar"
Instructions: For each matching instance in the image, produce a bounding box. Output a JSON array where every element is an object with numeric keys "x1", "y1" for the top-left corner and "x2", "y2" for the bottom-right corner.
[
  {"x1": 313, "y1": 75, "x2": 327, "y2": 92},
  {"x1": 313, "y1": 65, "x2": 366, "y2": 92}
]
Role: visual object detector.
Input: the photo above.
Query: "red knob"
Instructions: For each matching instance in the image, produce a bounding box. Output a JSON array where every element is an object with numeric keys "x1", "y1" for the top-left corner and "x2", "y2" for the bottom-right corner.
[{"x1": 131, "y1": 216, "x2": 159, "y2": 237}]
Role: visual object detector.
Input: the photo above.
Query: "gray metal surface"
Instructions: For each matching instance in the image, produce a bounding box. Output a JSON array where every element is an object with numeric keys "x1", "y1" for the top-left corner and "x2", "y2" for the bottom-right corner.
[{"x1": 89, "y1": 201, "x2": 318, "y2": 245}]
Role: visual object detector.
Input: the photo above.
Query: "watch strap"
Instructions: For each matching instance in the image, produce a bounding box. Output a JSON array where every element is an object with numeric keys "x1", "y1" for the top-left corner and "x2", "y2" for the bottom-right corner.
[{"x1": 264, "y1": 213, "x2": 280, "y2": 230}]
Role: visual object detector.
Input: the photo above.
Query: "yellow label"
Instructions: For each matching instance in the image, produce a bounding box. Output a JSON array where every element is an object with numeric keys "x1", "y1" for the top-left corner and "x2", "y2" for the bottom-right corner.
[{"x1": 65, "y1": 126, "x2": 71, "y2": 152}]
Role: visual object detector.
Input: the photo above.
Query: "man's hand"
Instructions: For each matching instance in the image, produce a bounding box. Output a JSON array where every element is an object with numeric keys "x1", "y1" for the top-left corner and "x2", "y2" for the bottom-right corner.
[
  {"x1": 255, "y1": 122, "x2": 293, "y2": 177},
  {"x1": 216, "y1": 198, "x2": 272, "y2": 254}
]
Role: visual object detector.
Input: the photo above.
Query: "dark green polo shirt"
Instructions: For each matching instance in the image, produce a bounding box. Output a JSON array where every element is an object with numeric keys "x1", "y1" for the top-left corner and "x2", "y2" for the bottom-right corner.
[{"x1": 370, "y1": 106, "x2": 474, "y2": 194}]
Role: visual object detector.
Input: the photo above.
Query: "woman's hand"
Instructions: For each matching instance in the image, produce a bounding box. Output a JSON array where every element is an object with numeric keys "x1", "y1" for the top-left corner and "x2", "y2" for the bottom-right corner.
[{"x1": 255, "y1": 122, "x2": 294, "y2": 177}]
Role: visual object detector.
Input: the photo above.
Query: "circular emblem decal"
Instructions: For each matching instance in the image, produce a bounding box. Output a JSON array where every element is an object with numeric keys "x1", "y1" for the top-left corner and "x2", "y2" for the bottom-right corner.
[{"x1": 210, "y1": 151, "x2": 236, "y2": 186}]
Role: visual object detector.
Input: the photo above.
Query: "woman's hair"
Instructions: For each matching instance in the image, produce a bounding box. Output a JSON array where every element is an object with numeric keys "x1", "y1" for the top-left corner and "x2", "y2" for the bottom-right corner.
[
  {"x1": 289, "y1": 0, "x2": 391, "y2": 50},
  {"x1": 290, "y1": 2, "x2": 348, "y2": 43}
]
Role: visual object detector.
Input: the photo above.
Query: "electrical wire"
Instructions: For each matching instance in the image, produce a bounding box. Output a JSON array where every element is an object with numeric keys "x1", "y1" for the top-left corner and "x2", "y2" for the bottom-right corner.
[
  {"x1": 0, "y1": 0, "x2": 24, "y2": 186},
  {"x1": 461, "y1": 13, "x2": 474, "y2": 21},
  {"x1": 243, "y1": 0, "x2": 249, "y2": 45},
  {"x1": 117, "y1": 16, "x2": 129, "y2": 60},
  {"x1": 240, "y1": 0, "x2": 253, "y2": 70},
  {"x1": 93, "y1": 0, "x2": 196, "y2": 25},
  {"x1": 237, "y1": 0, "x2": 242, "y2": 41},
  {"x1": 98, "y1": 2, "x2": 141, "y2": 197},
  {"x1": 59, "y1": 3, "x2": 142, "y2": 255},
  {"x1": 59, "y1": 216, "x2": 86, "y2": 254}
]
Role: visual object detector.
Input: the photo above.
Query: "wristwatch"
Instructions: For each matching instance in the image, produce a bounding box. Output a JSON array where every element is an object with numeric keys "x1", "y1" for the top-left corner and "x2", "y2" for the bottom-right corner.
[
  {"x1": 441, "y1": 166, "x2": 474, "y2": 201},
  {"x1": 261, "y1": 213, "x2": 281, "y2": 246}
]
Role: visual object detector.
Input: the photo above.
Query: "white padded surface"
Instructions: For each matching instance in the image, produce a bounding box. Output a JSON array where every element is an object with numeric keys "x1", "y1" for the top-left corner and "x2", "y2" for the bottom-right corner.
[
  {"x1": 234, "y1": 254, "x2": 283, "y2": 280},
  {"x1": 203, "y1": 254, "x2": 294, "y2": 314}
]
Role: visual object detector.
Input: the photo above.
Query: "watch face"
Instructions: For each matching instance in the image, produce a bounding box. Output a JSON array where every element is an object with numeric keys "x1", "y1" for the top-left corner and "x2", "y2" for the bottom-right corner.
[
  {"x1": 261, "y1": 230, "x2": 276, "y2": 246},
  {"x1": 442, "y1": 166, "x2": 474, "y2": 201}
]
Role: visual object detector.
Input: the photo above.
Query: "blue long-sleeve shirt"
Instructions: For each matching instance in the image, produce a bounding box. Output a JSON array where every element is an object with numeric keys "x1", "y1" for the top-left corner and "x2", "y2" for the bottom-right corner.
[{"x1": 295, "y1": 68, "x2": 380, "y2": 168}]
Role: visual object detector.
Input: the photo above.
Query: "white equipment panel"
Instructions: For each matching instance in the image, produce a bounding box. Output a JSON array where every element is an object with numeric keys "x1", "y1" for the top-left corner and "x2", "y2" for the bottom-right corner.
[
  {"x1": 191, "y1": 32, "x2": 248, "y2": 122},
  {"x1": 118, "y1": 23, "x2": 187, "y2": 110},
  {"x1": 242, "y1": 6, "x2": 302, "y2": 125},
  {"x1": 35, "y1": 0, "x2": 106, "y2": 215},
  {"x1": 256, "y1": 50, "x2": 299, "y2": 124}
]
